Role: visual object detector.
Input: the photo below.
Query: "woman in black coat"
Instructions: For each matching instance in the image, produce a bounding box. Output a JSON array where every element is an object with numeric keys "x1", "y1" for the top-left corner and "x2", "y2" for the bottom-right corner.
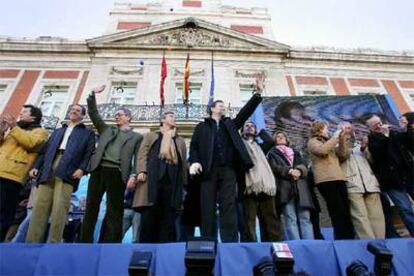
[{"x1": 267, "y1": 131, "x2": 315, "y2": 240}]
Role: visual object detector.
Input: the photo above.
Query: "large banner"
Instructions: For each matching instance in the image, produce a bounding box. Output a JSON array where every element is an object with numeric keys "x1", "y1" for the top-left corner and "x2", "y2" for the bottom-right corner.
[{"x1": 261, "y1": 95, "x2": 399, "y2": 159}]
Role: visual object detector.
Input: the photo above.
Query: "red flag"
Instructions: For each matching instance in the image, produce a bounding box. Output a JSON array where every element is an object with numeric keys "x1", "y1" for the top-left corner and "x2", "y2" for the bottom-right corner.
[
  {"x1": 183, "y1": 53, "x2": 190, "y2": 104},
  {"x1": 160, "y1": 54, "x2": 167, "y2": 106}
]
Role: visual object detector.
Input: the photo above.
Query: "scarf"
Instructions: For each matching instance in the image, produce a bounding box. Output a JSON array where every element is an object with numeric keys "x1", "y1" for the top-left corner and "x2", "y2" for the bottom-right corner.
[
  {"x1": 158, "y1": 128, "x2": 178, "y2": 165},
  {"x1": 243, "y1": 139, "x2": 276, "y2": 196},
  {"x1": 17, "y1": 120, "x2": 41, "y2": 130},
  {"x1": 276, "y1": 145, "x2": 294, "y2": 166}
]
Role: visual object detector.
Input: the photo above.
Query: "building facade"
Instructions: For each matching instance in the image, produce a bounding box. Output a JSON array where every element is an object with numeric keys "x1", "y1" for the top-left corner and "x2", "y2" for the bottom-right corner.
[{"x1": 1, "y1": 0, "x2": 414, "y2": 135}]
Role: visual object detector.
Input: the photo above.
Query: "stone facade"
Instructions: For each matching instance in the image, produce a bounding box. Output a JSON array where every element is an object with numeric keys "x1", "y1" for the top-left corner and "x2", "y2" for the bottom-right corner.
[{"x1": 1, "y1": 0, "x2": 414, "y2": 135}]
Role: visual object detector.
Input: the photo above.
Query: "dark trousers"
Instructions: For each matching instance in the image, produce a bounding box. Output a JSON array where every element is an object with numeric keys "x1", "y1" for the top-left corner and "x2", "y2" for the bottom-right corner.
[
  {"x1": 80, "y1": 167, "x2": 125, "y2": 243},
  {"x1": 317, "y1": 180, "x2": 354, "y2": 240},
  {"x1": 243, "y1": 193, "x2": 282, "y2": 242},
  {"x1": 0, "y1": 178, "x2": 21, "y2": 242},
  {"x1": 380, "y1": 192, "x2": 400, "y2": 238},
  {"x1": 140, "y1": 176, "x2": 177, "y2": 243},
  {"x1": 200, "y1": 166, "x2": 238, "y2": 242}
]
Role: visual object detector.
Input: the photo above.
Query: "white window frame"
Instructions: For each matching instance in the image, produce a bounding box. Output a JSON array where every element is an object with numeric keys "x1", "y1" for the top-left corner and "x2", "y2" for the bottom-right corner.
[
  {"x1": 239, "y1": 84, "x2": 254, "y2": 105},
  {"x1": 108, "y1": 81, "x2": 138, "y2": 105},
  {"x1": 0, "y1": 79, "x2": 19, "y2": 112},
  {"x1": 38, "y1": 85, "x2": 70, "y2": 118},
  {"x1": 175, "y1": 82, "x2": 202, "y2": 105},
  {"x1": 297, "y1": 84, "x2": 333, "y2": 96},
  {"x1": 0, "y1": 84, "x2": 7, "y2": 104},
  {"x1": 403, "y1": 89, "x2": 414, "y2": 110}
]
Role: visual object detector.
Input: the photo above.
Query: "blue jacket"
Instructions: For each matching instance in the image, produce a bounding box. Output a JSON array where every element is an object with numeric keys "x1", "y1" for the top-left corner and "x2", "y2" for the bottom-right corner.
[{"x1": 33, "y1": 123, "x2": 95, "y2": 192}]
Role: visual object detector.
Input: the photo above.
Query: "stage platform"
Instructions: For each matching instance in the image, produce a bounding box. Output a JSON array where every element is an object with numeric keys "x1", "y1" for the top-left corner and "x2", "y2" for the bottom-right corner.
[{"x1": 1, "y1": 239, "x2": 413, "y2": 275}]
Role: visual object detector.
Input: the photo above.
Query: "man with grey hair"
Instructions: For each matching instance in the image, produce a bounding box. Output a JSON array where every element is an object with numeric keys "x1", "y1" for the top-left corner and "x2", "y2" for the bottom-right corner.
[
  {"x1": 80, "y1": 85, "x2": 143, "y2": 243},
  {"x1": 133, "y1": 111, "x2": 187, "y2": 243}
]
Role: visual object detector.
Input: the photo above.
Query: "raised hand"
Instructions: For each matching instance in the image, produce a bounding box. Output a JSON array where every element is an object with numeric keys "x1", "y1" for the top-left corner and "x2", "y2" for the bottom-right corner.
[
  {"x1": 254, "y1": 73, "x2": 266, "y2": 93},
  {"x1": 3, "y1": 114, "x2": 16, "y2": 129},
  {"x1": 91, "y1": 85, "x2": 106, "y2": 94}
]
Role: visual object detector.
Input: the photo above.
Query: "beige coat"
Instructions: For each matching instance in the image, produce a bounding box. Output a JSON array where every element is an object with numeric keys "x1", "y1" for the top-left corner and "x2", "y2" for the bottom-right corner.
[
  {"x1": 132, "y1": 131, "x2": 187, "y2": 210},
  {"x1": 307, "y1": 135, "x2": 349, "y2": 184},
  {"x1": 341, "y1": 146, "x2": 380, "y2": 193}
]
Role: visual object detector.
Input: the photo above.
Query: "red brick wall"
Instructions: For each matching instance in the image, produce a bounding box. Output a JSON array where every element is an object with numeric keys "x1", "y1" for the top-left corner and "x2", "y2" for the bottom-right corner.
[
  {"x1": 286, "y1": 76, "x2": 296, "y2": 96},
  {"x1": 295, "y1": 76, "x2": 328, "y2": 86},
  {"x1": 0, "y1": 69, "x2": 20, "y2": 79},
  {"x1": 183, "y1": 1, "x2": 202, "y2": 7},
  {"x1": 230, "y1": 25, "x2": 264, "y2": 34},
  {"x1": 330, "y1": 78, "x2": 350, "y2": 95},
  {"x1": 348, "y1": 78, "x2": 380, "y2": 87},
  {"x1": 117, "y1": 22, "x2": 152, "y2": 30},
  {"x1": 3, "y1": 70, "x2": 41, "y2": 117},
  {"x1": 381, "y1": 80, "x2": 411, "y2": 113},
  {"x1": 72, "y1": 71, "x2": 89, "y2": 104},
  {"x1": 43, "y1": 70, "x2": 79, "y2": 79},
  {"x1": 398, "y1": 80, "x2": 414, "y2": 89}
]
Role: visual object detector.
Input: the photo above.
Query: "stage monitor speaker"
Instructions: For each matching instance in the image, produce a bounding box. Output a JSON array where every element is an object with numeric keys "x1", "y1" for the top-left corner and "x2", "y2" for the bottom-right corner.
[
  {"x1": 270, "y1": 243, "x2": 295, "y2": 275},
  {"x1": 367, "y1": 241, "x2": 393, "y2": 276},
  {"x1": 185, "y1": 239, "x2": 216, "y2": 276},
  {"x1": 128, "y1": 251, "x2": 152, "y2": 276}
]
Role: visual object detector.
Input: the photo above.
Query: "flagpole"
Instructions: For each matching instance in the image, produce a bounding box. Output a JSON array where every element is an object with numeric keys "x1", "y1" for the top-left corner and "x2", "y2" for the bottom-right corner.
[{"x1": 207, "y1": 51, "x2": 215, "y2": 113}]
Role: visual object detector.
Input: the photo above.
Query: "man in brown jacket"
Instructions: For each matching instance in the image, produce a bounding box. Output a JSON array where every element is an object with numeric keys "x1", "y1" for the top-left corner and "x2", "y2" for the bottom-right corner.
[
  {"x1": 133, "y1": 111, "x2": 187, "y2": 243},
  {"x1": 0, "y1": 105, "x2": 48, "y2": 241}
]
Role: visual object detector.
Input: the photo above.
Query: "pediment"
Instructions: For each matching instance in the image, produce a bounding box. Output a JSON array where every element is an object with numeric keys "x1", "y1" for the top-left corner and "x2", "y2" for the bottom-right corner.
[{"x1": 87, "y1": 18, "x2": 290, "y2": 53}]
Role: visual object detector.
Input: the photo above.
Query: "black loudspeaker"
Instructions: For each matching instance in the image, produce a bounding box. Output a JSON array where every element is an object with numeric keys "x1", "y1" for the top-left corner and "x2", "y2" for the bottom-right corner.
[
  {"x1": 367, "y1": 242, "x2": 393, "y2": 276},
  {"x1": 185, "y1": 240, "x2": 216, "y2": 276},
  {"x1": 270, "y1": 243, "x2": 295, "y2": 275},
  {"x1": 253, "y1": 256, "x2": 276, "y2": 276},
  {"x1": 128, "y1": 251, "x2": 152, "y2": 276},
  {"x1": 346, "y1": 260, "x2": 371, "y2": 276}
]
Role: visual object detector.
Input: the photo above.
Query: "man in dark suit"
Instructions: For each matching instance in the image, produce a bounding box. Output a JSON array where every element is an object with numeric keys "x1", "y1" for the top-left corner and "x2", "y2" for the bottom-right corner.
[
  {"x1": 80, "y1": 85, "x2": 143, "y2": 243},
  {"x1": 26, "y1": 104, "x2": 95, "y2": 243},
  {"x1": 189, "y1": 89, "x2": 262, "y2": 242}
]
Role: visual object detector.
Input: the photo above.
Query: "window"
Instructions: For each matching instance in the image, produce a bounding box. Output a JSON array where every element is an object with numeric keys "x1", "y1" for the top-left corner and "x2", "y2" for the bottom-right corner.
[
  {"x1": 239, "y1": 84, "x2": 253, "y2": 105},
  {"x1": 109, "y1": 82, "x2": 137, "y2": 105},
  {"x1": 176, "y1": 82, "x2": 202, "y2": 104},
  {"x1": 0, "y1": 84, "x2": 6, "y2": 103},
  {"x1": 302, "y1": 90, "x2": 327, "y2": 96},
  {"x1": 407, "y1": 91, "x2": 414, "y2": 104},
  {"x1": 39, "y1": 85, "x2": 69, "y2": 117}
]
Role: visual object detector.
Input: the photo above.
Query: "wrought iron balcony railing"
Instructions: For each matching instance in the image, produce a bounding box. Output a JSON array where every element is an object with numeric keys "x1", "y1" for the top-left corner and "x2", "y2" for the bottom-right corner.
[{"x1": 41, "y1": 103, "x2": 242, "y2": 130}]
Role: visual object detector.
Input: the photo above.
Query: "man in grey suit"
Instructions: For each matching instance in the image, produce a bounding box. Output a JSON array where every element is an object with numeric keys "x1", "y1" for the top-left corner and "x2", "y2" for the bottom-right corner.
[{"x1": 80, "y1": 85, "x2": 143, "y2": 243}]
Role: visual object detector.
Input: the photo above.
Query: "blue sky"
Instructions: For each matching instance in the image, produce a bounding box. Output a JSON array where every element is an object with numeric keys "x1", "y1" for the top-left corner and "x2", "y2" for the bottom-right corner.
[{"x1": 0, "y1": 0, "x2": 413, "y2": 51}]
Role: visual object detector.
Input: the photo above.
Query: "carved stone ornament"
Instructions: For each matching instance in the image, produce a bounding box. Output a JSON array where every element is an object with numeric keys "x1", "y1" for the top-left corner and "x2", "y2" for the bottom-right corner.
[
  {"x1": 110, "y1": 66, "x2": 143, "y2": 76},
  {"x1": 235, "y1": 70, "x2": 266, "y2": 78},
  {"x1": 125, "y1": 28, "x2": 253, "y2": 48},
  {"x1": 173, "y1": 68, "x2": 205, "y2": 77}
]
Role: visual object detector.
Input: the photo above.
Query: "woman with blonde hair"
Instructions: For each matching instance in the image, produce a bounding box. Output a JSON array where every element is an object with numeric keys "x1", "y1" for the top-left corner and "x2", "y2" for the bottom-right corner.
[{"x1": 307, "y1": 121, "x2": 354, "y2": 239}]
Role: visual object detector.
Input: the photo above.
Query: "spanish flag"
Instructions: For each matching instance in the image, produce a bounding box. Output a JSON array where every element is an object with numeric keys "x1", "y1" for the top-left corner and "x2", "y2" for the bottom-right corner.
[{"x1": 183, "y1": 53, "x2": 190, "y2": 104}]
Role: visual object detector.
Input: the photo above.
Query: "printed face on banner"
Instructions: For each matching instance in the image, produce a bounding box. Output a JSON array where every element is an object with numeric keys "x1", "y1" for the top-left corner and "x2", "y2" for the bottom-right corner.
[{"x1": 262, "y1": 95, "x2": 399, "y2": 160}]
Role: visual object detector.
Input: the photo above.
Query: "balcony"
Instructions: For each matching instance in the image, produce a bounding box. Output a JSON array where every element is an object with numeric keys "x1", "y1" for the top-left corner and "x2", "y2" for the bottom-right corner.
[{"x1": 41, "y1": 103, "x2": 241, "y2": 130}]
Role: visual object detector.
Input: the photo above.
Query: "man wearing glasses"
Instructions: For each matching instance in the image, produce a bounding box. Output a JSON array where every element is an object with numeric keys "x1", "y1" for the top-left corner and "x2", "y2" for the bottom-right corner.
[{"x1": 80, "y1": 85, "x2": 143, "y2": 243}]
